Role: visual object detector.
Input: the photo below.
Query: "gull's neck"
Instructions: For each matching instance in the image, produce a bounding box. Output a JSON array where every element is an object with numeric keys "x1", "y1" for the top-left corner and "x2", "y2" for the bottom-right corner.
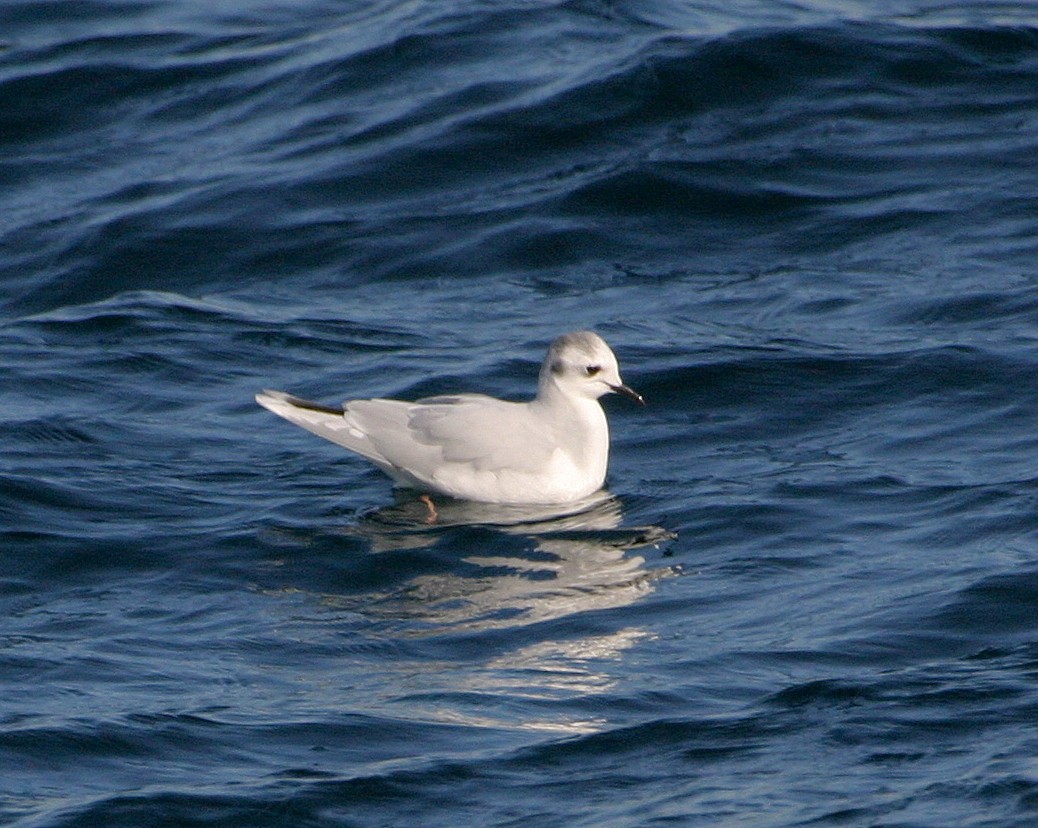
[
  {"x1": 533, "y1": 372, "x2": 607, "y2": 422},
  {"x1": 534, "y1": 372, "x2": 577, "y2": 409},
  {"x1": 533, "y1": 370, "x2": 610, "y2": 483}
]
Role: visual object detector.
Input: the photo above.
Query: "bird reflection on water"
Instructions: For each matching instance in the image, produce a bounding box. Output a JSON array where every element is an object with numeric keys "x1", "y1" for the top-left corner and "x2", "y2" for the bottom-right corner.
[
  {"x1": 259, "y1": 492, "x2": 676, "y2": 733},
  {"x1": 345, "y1": 490, "x2": 676, "y2": 634}
]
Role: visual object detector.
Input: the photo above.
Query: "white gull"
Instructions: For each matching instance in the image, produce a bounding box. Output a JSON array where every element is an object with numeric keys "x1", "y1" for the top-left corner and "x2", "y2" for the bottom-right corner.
[{"x1": 256, "y1": 330, "x2": 643, "y2": 505}]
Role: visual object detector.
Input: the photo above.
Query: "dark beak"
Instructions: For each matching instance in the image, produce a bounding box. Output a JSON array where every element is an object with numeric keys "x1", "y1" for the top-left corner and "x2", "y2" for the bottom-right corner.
[{"x1": 611, "y1": 383, "x2": 646, "y2": 406}]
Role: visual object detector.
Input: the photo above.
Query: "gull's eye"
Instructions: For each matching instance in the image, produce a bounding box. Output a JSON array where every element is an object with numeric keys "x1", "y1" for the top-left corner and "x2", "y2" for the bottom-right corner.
[{"x1": 585, "y1": 365, "x2": 601, "y2": 377}]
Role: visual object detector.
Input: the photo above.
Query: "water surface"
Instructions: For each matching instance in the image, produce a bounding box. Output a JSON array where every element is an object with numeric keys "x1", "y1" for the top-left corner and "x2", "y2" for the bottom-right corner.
[{"x1": 4, "y1": 1, "x2": 1038, "y2": 825}]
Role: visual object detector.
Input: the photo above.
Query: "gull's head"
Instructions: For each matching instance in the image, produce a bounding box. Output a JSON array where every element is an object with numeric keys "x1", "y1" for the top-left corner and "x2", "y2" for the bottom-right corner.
[{"x1": 539, "y1": 331, "x2": 644, "y2": 405}]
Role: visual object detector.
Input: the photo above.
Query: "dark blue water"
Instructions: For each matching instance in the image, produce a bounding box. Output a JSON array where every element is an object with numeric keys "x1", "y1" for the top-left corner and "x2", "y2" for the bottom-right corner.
[{"x1": 5, "y1": 1, "x2": 1038, "y2": 825}]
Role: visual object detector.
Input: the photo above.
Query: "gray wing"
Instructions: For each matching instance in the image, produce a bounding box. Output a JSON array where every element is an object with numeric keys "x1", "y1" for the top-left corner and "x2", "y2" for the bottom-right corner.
[
  {"x1": 348, "y1": 394, "x2": 558, "y2": 477},
  {"x1": 256, "y1": 390, "x2": 558, "y2": 485}
]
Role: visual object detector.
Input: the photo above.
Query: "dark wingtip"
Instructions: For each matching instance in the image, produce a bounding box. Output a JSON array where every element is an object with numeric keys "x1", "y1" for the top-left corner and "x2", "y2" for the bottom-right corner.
[{"x1": 258, "y1": 390, "x2": 344, "y2": 415}]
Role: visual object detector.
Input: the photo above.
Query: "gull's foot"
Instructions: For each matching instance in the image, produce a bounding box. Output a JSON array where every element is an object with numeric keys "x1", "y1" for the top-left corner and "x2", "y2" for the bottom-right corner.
[{"x1": 420, "y1": 494, "x2": 438, "y2": 524}]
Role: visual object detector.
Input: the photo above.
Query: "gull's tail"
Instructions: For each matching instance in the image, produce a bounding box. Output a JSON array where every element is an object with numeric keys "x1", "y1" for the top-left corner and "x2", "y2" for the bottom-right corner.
[
  {"x1": 255, "y1": 389, "x2": 369, "y2": 455},
  {"x1": 255, "y1": 390, "x2": 429, "y2": 489}
]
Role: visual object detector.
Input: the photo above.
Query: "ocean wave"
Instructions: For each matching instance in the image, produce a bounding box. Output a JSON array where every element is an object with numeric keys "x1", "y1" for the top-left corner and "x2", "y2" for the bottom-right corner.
[{"x1": 4, "y1": 11, "x2": 1038, "y2": 313}]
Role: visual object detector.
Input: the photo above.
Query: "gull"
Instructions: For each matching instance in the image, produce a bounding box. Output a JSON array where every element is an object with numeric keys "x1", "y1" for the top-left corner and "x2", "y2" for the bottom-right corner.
[{"x1": 255, "y1": 330, "x2": 643, "y2": 505}]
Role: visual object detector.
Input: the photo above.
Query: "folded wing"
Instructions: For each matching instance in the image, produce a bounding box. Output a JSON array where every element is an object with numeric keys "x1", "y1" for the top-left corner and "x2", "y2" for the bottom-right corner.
[
  {"x1": 348, "y1": 394, "x2": 557, "y2": 477},
  {"x1": 256, "y1": 390, "x2": 559, "y2": 491}
]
